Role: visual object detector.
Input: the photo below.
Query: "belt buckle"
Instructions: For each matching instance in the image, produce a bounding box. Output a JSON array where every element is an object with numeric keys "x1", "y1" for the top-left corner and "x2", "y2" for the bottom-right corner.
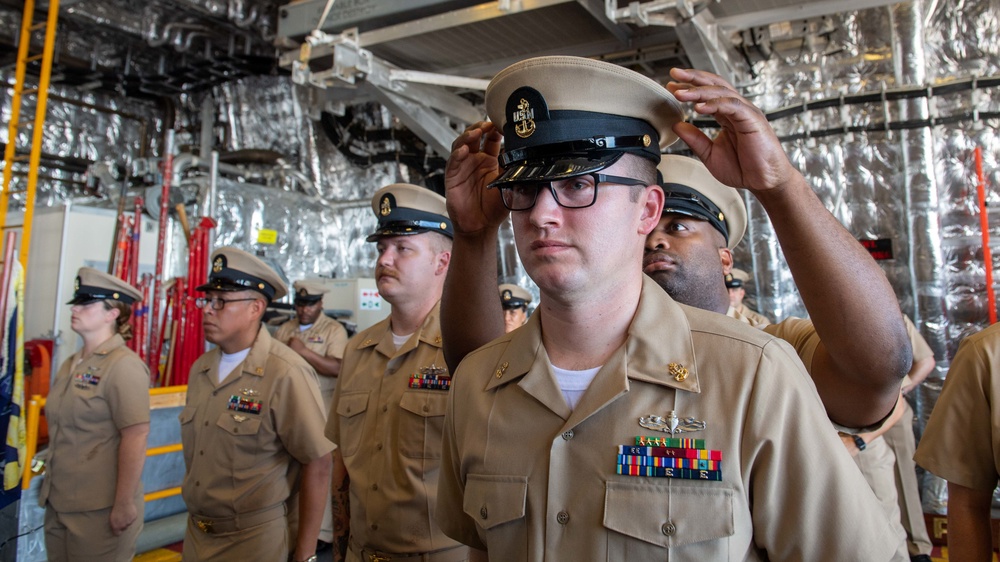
[
  {"x1": 368, "y1": 555, "x2": 390, "y2": 562},
  {"x1": 196, "y1": 519, "x2": 214, "y2": 534}
]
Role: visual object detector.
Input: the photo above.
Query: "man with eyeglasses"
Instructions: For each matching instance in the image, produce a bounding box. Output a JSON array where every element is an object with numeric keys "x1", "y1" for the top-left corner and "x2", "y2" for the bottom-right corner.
[
  {"x1": 326, "y1": 184, "x2": 467, "y2": 562},
  {"x1": 435, "y1": 56, "x2": 903, "y2": 560},
  {"x1": 181, "y1": 246, "x2": 333, "y2": 562}
]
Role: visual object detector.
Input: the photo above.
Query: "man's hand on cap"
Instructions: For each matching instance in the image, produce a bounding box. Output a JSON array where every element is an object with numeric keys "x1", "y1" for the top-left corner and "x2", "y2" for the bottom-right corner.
[
  {"x1": 665, "y1": 67, "x2": 799, "y2": 197},
  {"x1": 445, "y1": 121, "x2": 508, "y2": 237}
]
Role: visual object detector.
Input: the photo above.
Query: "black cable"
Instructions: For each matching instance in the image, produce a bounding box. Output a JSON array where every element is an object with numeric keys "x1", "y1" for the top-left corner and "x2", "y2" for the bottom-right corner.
[{"x1": 0, "y1": 521, "x2": 45, "y2": 556}]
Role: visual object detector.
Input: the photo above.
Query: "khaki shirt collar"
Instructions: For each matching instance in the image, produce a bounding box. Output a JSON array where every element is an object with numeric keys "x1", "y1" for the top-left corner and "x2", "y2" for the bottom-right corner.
[
  {"x1": 92, "y1": 333, "x2": 127, "y2": 357},
  {"x1": 360, "y1": 301, "x2": 444, "y2": 359},
  {"x1": 193, "y1": 324, "x2": 272, "y2": 387},
  {"x1": 485, "y1": 277, "x2": 700, "y2": 419}
]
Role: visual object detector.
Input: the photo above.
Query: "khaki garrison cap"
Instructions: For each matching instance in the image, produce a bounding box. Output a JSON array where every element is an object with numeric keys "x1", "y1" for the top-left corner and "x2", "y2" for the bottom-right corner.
[
  {"x1": 293, "y1": 280, "x2": 329, "y2": 304},
  {"x1": 498, "y1": 284, "x2": 532, "y2": 310},
  {"x1": 367, "y1": 183, "x2": 453, "y2": 242},
  {"x1": 196, "y1": 246, "x2": 288, "y2": 301},
  {"x1": 68, "y1": 267, "x2": 142, "y2": 305},
  {"x1": 485, "y1": 56, "x2": 684, "y2": 187},
  {"x1": 658, "y1": 155, "x2": 748, "y2": 250}
]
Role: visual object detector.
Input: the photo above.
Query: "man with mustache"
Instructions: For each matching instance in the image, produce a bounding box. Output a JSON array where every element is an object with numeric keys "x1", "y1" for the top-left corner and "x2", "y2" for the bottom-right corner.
[
  {"x1": 435, "y1": 56, "x2": 904, "y2": 560},
  {"x1": 182, "y1": 246, "x2": 333, "y2": 562},
  {"x1": 326, "y1": 184, "x2": 468, "y2": 562}
]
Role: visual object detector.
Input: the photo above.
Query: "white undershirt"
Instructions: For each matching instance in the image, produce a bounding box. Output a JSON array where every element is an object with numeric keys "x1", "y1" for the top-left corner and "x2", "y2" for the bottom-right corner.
[
  {"x1": 298, "y1": 323, "x2": 313, "y2": 332},
  {"x1": 392, "y1": 332, "x2": 412, "y2": 351},
  {"x1": 551, "y1": 363, "x2": 601, "y2": 410},
  {"x1": 218, "y1": 348, "x2": 251, "y2": 383}
]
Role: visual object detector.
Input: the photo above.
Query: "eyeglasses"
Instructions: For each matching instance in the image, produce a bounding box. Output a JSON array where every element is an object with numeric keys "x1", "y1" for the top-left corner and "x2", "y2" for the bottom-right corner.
[
  {"x1": 496, "y1": 173, "x2": 647, "y2": 211},
  {"x1": 194, "y1": 296, "x2": 257, "y2": 311}
]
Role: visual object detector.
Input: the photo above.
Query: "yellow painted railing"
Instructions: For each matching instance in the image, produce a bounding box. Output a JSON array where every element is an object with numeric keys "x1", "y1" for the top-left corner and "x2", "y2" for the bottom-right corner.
[{"x1": 23, "y1": 385, "x2": 188, "y2": 505}]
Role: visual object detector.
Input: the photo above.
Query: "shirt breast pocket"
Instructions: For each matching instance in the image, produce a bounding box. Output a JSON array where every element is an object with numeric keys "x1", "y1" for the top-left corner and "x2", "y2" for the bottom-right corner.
[
  {"x1": 398, "y1": 391, "x2": 448, "y2": 459},
  {"x1": 463, "y1": 474, "x2": 528, "y2": 554},
  {"x1": 335, "y1": 391, "x2": 370, "y2": 457},
  {"x1": 215, "y1": 412, "x2": 263, "y2": 470},
  {"x1": 604, "y1": 481, "x2": 736, "y2": 560}
]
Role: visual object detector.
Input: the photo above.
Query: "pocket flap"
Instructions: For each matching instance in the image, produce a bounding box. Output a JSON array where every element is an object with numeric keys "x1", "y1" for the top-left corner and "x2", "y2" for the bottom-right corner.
[
  {"x1": 399, "y1": 391, "x2": 449, "y2": 418},
  {"x1": 178, "y1": 406, "x2": 197, "y2": 424},
  {"x1": 336, "y1": 391, "x2": 370, "y2": 418},
  {"x1": 604, "y1": 481, "x2": 734, "y2": 548},
  {"x1": 463, "y1": 474, "x2": 528, "y2": 530},
  {"x1": 216, "y1": 412, "x2": 262, "y2": 435}
]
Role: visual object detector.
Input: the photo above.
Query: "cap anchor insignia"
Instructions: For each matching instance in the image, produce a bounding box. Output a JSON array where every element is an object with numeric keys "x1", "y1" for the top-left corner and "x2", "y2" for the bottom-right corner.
[{"x1": 639, "y1": 412, "x2": 706, "y2": 435}]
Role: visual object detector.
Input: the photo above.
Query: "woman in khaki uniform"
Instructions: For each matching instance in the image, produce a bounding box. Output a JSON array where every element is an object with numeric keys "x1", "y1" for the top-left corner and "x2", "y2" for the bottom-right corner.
[{"x1": 40, "y1": 268, "x2": 150, "y2": 562}]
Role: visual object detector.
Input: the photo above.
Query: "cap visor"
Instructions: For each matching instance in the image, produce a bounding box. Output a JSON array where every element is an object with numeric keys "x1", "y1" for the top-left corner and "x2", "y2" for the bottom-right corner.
[
  {"x1": 489, "y1": 152, "x2": 623, "y2": 188},
  {"x1": 66, "y1": 296, "x2": 100, "y2": 305},
  {"x1": 365, "y1": 227, "x2": 429, "y2": 243}
]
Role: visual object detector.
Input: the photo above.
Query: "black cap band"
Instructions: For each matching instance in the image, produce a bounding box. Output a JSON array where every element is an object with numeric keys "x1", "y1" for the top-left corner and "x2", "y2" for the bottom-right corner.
[
  {"x1": 67, "y1": 285, "x2": 137, "y2": 305},
  {"x1": 661, "y1": 182, "x2": 729, "y2": 244}
]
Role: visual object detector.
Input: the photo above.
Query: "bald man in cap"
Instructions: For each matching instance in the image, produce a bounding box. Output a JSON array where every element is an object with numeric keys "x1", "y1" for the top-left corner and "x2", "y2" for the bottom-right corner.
[
  {"x1": 275, "y1": 279, "x2": 349, "y2": 548},
  {"x1": 724, "y1": 268, "x2": 770, "y2": 326},
  {"x1": 181, "y1": 247, "x2": 333, "y2": 562},
  {"x1": 498, "y1": 284, "x2": 532, "y2": 332},
  {"x1": 326, "y1": 184, "x2": 466, "y2": 562},
  {"x1": 437, "y1": 57, "x2": 905, "y2": 560}
]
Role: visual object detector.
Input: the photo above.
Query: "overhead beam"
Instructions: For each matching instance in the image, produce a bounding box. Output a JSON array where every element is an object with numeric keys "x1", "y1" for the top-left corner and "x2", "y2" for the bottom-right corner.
[
  {"x1": 713, "y1": 0, "x2": 903, "y2": 33},
  {"x1": 674, "y1": 9, "x2": 737, "y2": 84}
]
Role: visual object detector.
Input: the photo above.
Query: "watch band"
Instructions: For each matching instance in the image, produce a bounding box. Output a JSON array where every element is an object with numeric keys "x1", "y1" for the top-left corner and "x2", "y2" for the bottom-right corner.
[{"x1": 852, "y1": 435, "x2": 866, "y2": 451}]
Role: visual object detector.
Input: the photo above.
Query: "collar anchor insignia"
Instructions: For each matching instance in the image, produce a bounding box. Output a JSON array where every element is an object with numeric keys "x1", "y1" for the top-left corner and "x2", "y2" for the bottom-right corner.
[{"x1": 639, "y1": 411, "x2": 706, "y2": 435}]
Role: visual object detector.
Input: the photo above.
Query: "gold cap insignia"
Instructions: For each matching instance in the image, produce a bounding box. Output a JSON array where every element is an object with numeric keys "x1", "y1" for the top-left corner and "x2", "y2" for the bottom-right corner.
[
  {"x1": 74, "y1": 277, "x2": 80, "y2": 291},
  {"x1": 642, "y1": 134, "x2": 651, "y2": 147},
  {"x1": 258, "y1": 283, "x2": 265, "y2": 290},
  {"x1": 513, "y1": 98, "x2": 536, "y2": 138},
  {"x1": 298, "y1": 288, "x2": 307, "y2": 296},
  {"x1": 112, "y1": 292, "x2": 120, "y2": 299},
  {"x1": 380, "y1": 195, "x2": 392, "y2": 217},
  {"x1": 212, "y1": 256, "x2": 224, "y2": 273},
  {"x1": 440, "y1": 222, "x2": 448, "y2": 230}
]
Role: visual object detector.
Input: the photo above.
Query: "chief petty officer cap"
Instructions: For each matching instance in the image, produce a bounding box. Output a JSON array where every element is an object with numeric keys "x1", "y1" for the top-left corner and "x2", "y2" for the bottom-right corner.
[
  {"x1": 196, "y1": 246, "x2": 288, "y2": 301},
  {"x1": 658, "y1": 154, "x2": 748, "y2": 250},
  {"x1": 485, "y1": 55, "x2": 685, "y2": 187},
  {"x1": 293, "y1": 280, "x2": 329, "y2": 305},
  {"x1": 726, "y1": 268, "x2": 750, "y2": 289},
  {"x1": 67, "y1": 267, "x2": 142, "y2": 305},
  {"x1": 366, "y1": 183, "x2": 453, "y2": 242},
  {"x1": 498, "y1": 284, "x2": 532, "y2": 310}
]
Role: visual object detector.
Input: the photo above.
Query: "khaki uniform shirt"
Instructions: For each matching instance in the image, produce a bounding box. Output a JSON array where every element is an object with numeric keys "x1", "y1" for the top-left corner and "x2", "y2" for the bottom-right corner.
[
  {"x1": 41, "y1": 334, "x2": 150, "y2": 512},
  {"x1": 915, "y1": 321, "x2": 1000, "y2": 491},
  {"x1": 275, "y1": 313, "x2": 349, "y2": 406},
  {"x1": 181, "y1": 325, "x2": 334, "y2": 518},
  {"x1": 438, "y1": 277, "x2": 899, "y2": 561},
  {"x1": 732, "y1": 304, "x2": 770, "y2": 327},
  {"x1": 327, "y1": 302, "x2": 462, "y2": 554}
]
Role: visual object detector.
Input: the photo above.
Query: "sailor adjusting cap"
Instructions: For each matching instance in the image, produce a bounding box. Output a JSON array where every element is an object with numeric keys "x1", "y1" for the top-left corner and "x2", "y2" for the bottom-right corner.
[
  {"x1": 196, "y1": 246, "x2": 287, "y2": 301},
  {"x1": 367, "y1": 183, "x2": 453, "y2": 242},
  {"x1": 68, "y1": 267, "x2": 142, "y2": 305},
  {"x1": 658, "y1": 155, "x2": 748, "y2": 250},
  {"x1": 485, "y1": 56, "x2": 684, "y2": 187},
  {"x1": 726, "y1": 268, "x2": 750, "y2": 289},
  {"x1": 498, "y1": 284, "x2": 532, "y2": 310},
  {"x1": 292, "y1": 280, "x2": 328, "y2": 304}
]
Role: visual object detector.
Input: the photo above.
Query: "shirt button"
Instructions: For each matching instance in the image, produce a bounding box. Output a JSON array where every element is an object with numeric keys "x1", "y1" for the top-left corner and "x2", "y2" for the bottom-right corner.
[
  {"x1": 195, "y1": 481, "x2": 200, "y2": 487},
  {"x1": 204, "y1": 421, "x2": 209, "y2": 426},
  {"x1": 480, "y1": 506, "x2": 488, "y2": 519},
  {"x1": 376, "y1": 443, "x2": 383, "y2": 451},
  {"x1": 371, "y1": 483, "x2": 378, "y2": 491},
  {"x1": 199, "y1": 450, "x2": 204, "y2": 456},
  {"x1": 422, "y1": 404, "x2": 429, "y2": 412},
  {"x1": 382, "y1": 405, "x2": 388, "y2": 412},
  {"x1": 562, "y1": 430, "x2": 574, "y2": 440},
  {"x1": 556, "y1": 511, "x2": 570, "y2": 525},
  {"x1": 662, "y1": 521, "x2": 676, "y2": 536},
  {"x1": 370, "y1": 523, "x2": 378, "y2": 531}
]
